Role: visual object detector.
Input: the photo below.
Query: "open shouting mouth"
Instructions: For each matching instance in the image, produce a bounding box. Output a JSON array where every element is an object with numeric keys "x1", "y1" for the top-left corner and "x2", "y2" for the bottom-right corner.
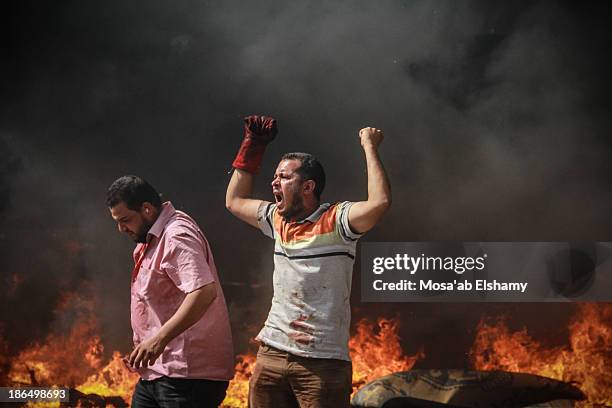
[{"x1": 273, "y1": 190, "x2": 284, "y2": 206}]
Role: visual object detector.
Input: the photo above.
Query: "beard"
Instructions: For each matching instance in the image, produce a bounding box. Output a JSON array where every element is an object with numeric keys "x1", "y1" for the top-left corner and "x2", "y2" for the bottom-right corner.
[
  {"x1": 134, "y1": 218, "x2": 154, "y2": 243},
  {"x1": 280, "y1": 193, "x2": 306, "y2": 222}
]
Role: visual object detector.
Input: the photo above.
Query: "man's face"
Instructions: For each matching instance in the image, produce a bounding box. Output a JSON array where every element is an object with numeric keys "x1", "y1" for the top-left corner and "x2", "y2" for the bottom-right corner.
[
  {"x1": 109, "y1": 202, "x2": 154, "y2": 243},
  {"x1": 271, "y1": 159, "x2": 306, "y2": 221}
]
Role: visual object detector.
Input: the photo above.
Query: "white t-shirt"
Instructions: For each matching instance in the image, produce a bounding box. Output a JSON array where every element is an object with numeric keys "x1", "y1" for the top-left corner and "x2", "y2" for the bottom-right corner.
[{"x1": 256, "y1": 201, "x2": 362, "y2": 361}]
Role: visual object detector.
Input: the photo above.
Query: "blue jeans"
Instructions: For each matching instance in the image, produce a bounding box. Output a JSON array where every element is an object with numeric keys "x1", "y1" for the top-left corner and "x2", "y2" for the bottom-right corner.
[{"x1": 131, "y1": 376, "x2": 229, "y2": 408}]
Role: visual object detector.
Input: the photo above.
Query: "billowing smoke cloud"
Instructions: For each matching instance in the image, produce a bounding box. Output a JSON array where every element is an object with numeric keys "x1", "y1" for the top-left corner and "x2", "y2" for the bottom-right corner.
[{"x1": 1, "y1": 0, "x2": 611, "y2": 366}]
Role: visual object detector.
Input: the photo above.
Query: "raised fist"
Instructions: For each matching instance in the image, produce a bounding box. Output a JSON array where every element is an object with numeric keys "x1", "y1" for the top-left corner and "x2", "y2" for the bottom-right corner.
[
  {"x1": 244, "y1": 115, "x2": 278, "y2": 143},
  {"x1": 359, "y1": 127, "x2": 384, "y2": 149},
  {"x1": 232, "y1": 114, "x2": 278, "y2": 174}
]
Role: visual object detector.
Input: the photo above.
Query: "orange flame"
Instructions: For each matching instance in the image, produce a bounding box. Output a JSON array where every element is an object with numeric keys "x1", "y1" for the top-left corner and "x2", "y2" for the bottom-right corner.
[
  {"x1": 8, "y1": 319, "x2": 139, "y2": 406},
  {"x1": 2, "y1": 280, "x2": 426, "y2": 408},
  {"x1": 349, "y1": 317, "x2": 423, "y2": 393},
  {"x1": 10, "y1": 299, "x2": 608, "y2": 408},
  {"x1": 220, "y1": 317, "x2": 422, "y2": 406},
  {"x1": 222, "y1": 353, "x2": 257, "y2": 407},
  {"x1": 5, "y1": 312, "x2": 420, "y2": 407},
  {"x1": 8, "y1": 315, "x2": 104, "y2": 387},
  {"x1": 470, "y1": 303, "x2": 612, "y2": 408},
  {"x1": 78, "y1": 351, "x2": 139, "y2": 403},
  {"x1": 6, "y1": 292, "x2": 139, "y2": 407}
]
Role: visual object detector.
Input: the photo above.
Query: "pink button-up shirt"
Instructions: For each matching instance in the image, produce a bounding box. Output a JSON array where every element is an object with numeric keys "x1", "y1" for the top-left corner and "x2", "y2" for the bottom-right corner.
[{"x1": 131, "y1": 202, "x2": 234, "y2": 380}]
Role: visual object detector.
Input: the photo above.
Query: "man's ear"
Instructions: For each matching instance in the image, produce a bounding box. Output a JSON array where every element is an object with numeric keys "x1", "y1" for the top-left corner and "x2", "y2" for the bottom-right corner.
[
  {"x1": 141, "y1": 202, "x2": 156, "y2": 217},
  {"x1": 302, "y1": 180, "x2": 316, "y2": 196}
]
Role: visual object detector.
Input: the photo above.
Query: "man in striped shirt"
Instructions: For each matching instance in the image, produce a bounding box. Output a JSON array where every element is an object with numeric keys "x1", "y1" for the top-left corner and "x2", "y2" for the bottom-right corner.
[{"x1": 226, "y1": 115, "x2": 391, "y2": 408}]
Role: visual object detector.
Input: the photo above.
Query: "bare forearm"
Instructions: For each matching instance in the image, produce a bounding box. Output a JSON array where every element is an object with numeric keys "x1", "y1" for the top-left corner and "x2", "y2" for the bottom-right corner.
[
  {"x1": 128, "y1": 283, "x2": 217, "y2": 368},
  {"x1": 226, "y1": 168, "x2": 255, "y2": 205},
  {"x1": 363, "y1": 144, "x2": 391, "y2": 209},
  {"x1": 347, "y1": 127, "x2": 391, "y2": 234},
  {"x1": 157, "y1": 284, "x2": 216, "y2": 344},
  {"x1": 226, "y1": 169, "x2": 262, "y2": 227}
]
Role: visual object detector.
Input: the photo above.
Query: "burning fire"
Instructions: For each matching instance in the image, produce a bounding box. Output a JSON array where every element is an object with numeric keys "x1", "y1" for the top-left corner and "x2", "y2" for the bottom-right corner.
[
  {"x1": 220, "y1": 317, "x2": 423, "y2": 407},
  {"x1": 3, "y1": 304, "x2": 418, "y2": 408},
  {"x1": 220, "y1": 317, "x2": 421, "y2": 406},
  {"x1": 8, "y1": 316, "x2": 104, "y2": 387},
  {"x1": 222, "y1": 353, "x2": 257, "y2": 407},
  {"x1": 348, "y1": 317, "x2": 423, "y2": 392},
  {"x1": 5, "y1": 292, "x2": 140, "y2": 407},
  {"x1": 470, "y1": 303, "x2": 612, "y2": 408},
  {"x1": 10, "y1": 293, "x2": 608, "y2": 407},
  {"x1": 77, "y1": 352, "x2": 140, "y2": 404}
]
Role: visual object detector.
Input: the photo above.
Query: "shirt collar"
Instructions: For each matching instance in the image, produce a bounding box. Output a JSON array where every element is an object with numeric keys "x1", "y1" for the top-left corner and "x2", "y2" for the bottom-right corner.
[
  {"x1": 295, "y1": 203, "x2": 330, "y2": 224},
  {"x1": 147, "y1": 201, "x2": 175, "y2": 240}
]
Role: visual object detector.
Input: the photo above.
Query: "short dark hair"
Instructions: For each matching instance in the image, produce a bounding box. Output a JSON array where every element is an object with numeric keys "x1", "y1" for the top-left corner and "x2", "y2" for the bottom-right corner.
[
  {"x1": 281, "y1": 152, "x2": 326, "y2": 200},
  {"x1": 106, "y1": 175, "x2": 162, "y2": 210}
]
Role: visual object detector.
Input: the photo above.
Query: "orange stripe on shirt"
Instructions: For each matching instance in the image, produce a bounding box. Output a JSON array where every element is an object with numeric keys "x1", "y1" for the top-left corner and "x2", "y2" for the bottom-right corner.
[{"x1": 274, "y1": 203, "x2": 338, "y2": 244}]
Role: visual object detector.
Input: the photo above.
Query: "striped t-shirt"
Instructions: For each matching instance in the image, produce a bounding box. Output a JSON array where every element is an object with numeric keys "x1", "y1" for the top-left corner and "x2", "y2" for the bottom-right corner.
[{"x1": 256, "y1": 201, "x2": 362, "y2": 361}]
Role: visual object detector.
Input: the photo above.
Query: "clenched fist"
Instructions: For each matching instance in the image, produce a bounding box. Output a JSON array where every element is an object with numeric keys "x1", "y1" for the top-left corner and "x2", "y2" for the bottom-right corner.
[
  {"x1": 244, "y1": 115, "x2": 278, "y2": 143},
  {"x1": 359, "y1": 127, "x2": 384, "y2": 149},
  {"x1": 232, "y1": 114, "x2": 278, "y2": 174}
]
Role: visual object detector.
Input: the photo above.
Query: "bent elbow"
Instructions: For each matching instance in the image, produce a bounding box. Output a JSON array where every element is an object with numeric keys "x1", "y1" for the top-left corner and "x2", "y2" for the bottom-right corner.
[
  {"x1": 207, "y1": 283, "x2": 218, "y2": 302},
  {"x1": 376, "y1": 197, "x2": 391, "y2": 214},
  {"x1": 198, "y1": 283, "x2": 218, "y2": 308},
  {"x1": 225, "y1": 198, "x2": 236, "y2": 214}
]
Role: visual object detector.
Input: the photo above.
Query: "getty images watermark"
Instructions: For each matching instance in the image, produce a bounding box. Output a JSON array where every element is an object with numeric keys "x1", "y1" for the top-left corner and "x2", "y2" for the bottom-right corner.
[{"x1": 361, "y1": 242, "x2": 612, "y2": 302}]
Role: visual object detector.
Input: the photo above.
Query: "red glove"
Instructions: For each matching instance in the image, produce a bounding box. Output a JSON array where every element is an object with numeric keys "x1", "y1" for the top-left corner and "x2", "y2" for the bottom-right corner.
[{"x1": 232, "y1": 115, "x2": 278, "y2": 174}]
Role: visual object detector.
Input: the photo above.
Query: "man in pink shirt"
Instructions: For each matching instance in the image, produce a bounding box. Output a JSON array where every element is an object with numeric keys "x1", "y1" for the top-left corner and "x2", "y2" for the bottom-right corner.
[{"x1": 107, "y1": 175, "x2": 234, "y2": 408}]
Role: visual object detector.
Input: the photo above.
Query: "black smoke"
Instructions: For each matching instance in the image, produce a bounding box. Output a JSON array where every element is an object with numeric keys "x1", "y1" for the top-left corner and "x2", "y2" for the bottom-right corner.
[{"x1": 1, "y1": 0, "x2": 611, "y2": 369}]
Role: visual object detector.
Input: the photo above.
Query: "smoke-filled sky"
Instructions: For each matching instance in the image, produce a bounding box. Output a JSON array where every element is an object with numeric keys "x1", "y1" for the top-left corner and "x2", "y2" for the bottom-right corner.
[{"x1": 1, "y1": 0, "x2": 611, "y2": 368}]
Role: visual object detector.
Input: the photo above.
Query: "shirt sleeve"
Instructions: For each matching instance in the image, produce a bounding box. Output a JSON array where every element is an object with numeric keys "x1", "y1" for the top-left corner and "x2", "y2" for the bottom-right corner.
[
  {"x1": 161, "y1": 230, "x2": 215, "y2": 293},
  {"x1": 257, "y1": 201, "x2": 277, "y2": 239},
  {"x1": 336, "y1": 201, "x2": 364, "y2": 243}
]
